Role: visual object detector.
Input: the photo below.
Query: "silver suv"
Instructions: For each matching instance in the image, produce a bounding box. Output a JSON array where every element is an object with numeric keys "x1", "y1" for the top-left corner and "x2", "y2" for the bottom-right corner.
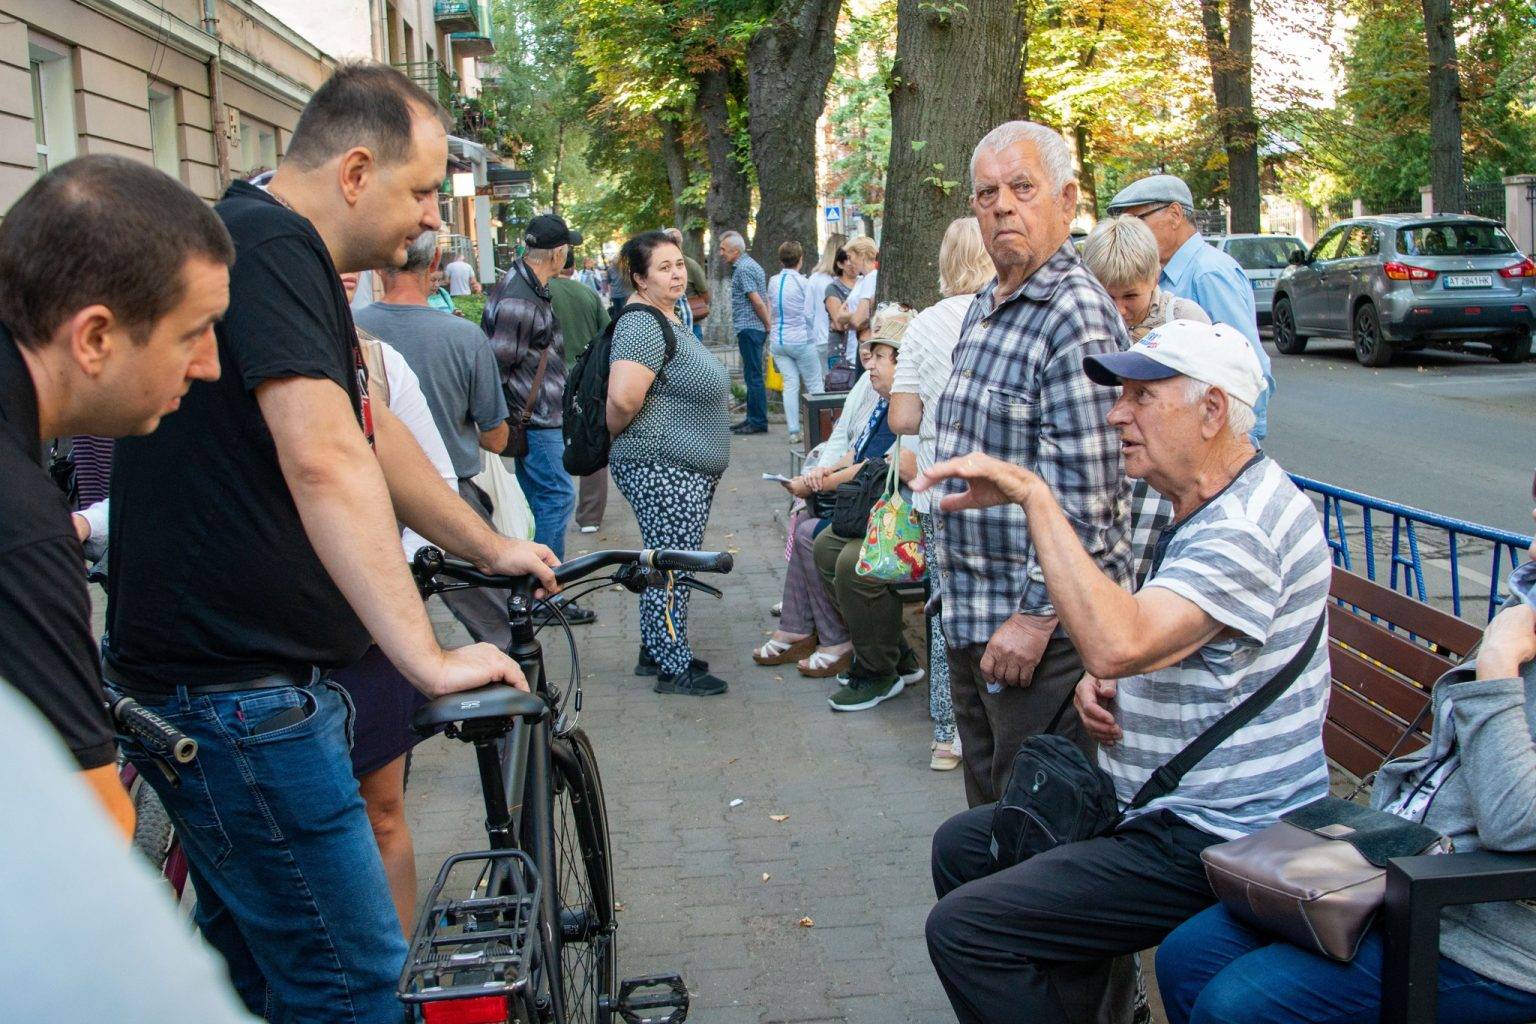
[
  {"x1": 1206, "y1": 234, "x2": 1306, "y2": 327},
  {"x1": 1271, "y1": 214, "x2": 1535, "y2": 366}
]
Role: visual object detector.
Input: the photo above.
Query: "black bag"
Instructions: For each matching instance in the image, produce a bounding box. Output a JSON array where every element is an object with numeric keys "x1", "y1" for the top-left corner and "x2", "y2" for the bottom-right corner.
[
  {"x1": 989, "y1": 614, "x2": 1326, "y2": 871},
  {"x1": 823, "y1": 356, "x2": 858, "y2": 394},
  {"x1": 562, "y1": 304, "x2": 677, "y2": 476},
  {"x1": 501, "y1": 348, "x2": 548, "y2": 460},
  {"x1": 830, "y1": 457, "x2": 888, "y2": 539}
]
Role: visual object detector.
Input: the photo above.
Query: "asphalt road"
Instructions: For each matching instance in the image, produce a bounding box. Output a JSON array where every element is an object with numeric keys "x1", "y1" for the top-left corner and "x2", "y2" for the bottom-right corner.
[{"x1": 1261, "y1": 331, "x2": 1535, "y2": 538}]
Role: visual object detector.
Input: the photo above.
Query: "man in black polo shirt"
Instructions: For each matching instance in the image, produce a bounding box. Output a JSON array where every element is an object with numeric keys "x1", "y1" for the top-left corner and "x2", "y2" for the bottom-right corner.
[
  {"x1": 105, "y1": 65, "x2": 558, "y2": 1024},
  {"x1": 0, "y1": 155, "x2": 233, "y2": 838}
]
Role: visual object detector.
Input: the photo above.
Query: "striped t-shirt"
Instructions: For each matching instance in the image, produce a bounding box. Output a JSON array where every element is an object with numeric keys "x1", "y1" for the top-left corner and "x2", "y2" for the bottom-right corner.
[{"x1": 1102, "y1": 455, "x2": 1331, "y2": 840}]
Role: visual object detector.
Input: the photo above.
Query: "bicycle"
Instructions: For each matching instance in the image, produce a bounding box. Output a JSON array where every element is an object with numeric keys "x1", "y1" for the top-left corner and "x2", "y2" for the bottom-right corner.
[
  {"x1": 399, "y1": 545, "x2": 734, "y2": 1024},
  {"x1": 111, "y1": 693, "x2": 198, "y2": 906}
]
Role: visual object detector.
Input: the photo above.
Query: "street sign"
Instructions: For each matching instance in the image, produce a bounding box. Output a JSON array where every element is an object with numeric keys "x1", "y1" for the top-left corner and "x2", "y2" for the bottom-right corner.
[{"x1": 824, "y1": 205, "x2": 842, "y2": 223}]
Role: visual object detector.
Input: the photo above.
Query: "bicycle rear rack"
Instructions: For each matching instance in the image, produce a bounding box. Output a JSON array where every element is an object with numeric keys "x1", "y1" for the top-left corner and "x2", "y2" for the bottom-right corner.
[{"x1": 398, "y1": 849, "x2": 541, "y2": 1022}]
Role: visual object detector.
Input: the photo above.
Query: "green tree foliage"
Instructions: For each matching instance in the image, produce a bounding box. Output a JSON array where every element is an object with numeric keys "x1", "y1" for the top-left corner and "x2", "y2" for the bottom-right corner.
[{"x1": 825, "y1": 0, "x2": 895, "y2": 223}]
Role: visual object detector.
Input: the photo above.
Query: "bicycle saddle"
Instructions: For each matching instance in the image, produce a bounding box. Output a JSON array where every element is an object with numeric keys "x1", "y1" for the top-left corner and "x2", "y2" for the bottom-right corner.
[{"x1": 413, "y1": 684, "x2": 548, "y2": 734}]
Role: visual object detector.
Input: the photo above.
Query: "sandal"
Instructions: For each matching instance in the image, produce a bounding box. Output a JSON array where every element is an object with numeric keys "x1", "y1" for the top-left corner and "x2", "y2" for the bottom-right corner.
[
  {"x1": 797, "y1": 647, "x2": 853, "y2": 679},
  {"x1": 753, "y1": 633, "x2": 817, "y2": 666}
]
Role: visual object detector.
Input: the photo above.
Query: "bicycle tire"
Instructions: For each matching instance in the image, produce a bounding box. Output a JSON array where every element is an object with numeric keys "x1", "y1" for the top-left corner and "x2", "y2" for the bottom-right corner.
[
  {"x1": 129, "y1": 771, "x2": 175, "y2": 869},
  {"x1": 548, "y1": 727, "x2": 616, "y2": 1024}
]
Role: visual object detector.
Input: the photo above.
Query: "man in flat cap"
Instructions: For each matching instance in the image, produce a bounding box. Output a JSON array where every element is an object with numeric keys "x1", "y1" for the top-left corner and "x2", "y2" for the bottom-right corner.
[{"x1": 1106, "y1": 174, "x2": 1272, "y2": 440}]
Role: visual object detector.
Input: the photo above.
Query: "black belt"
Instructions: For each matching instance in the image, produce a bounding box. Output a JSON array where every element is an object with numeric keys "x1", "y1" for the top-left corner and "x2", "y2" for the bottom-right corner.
[{"x1": 103, "y1": 666, "x2": 323, "y2": 697}]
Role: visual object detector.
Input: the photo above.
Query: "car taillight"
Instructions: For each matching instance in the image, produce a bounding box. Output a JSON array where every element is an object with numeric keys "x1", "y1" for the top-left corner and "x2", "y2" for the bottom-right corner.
[
  {"x1": 422, "y1": 996, "x2": 509, "y2": 1024},
  {"x1": 1383, "y1": 261, "x2": 1438, "y2": 281},
  {"x1": 1497, "y1": 257, "x2": 1536, "y2": 279}
]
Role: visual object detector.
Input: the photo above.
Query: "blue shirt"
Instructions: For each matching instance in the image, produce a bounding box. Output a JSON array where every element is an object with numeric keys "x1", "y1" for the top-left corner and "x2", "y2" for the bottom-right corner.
[
  {"x1": 730, "y1": 253, "x2": 769, "y2": 333},
  {"x1": 1160, "y1": 233, "x2": 1273, "y2": 439}
]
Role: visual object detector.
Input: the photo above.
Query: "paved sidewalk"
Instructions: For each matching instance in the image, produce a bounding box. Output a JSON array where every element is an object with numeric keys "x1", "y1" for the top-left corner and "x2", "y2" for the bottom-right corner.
[{"x1": 409, "y1": 430, "x2": 965, "y2": 1023}]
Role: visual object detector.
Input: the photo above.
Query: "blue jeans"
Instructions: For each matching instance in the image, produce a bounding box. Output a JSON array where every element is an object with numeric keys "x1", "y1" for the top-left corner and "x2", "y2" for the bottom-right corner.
[
  {"x1": 769, "y1": 341, "x2": 824, "y2": 435},
  {"x1": 108, "y1": 679, "x2": 406, "y2": 1023},
  {"x1": 736, "y1": 327, "x2": 768, "y2": 429},
  {"x1": 691, "y1": 323, "x2": 703, "y2": 342},
  {"x1": 1157, "y1": 904, "x2": 1536, "y2": 1024},
  {"x1": 513, "y1": 427, "x2": 575, "y2": 560}
]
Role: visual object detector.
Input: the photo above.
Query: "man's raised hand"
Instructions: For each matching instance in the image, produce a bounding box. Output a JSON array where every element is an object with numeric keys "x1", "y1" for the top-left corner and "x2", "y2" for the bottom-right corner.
[{"x1": 911, "y1": 452, "x2": 1041, "y2": 512}]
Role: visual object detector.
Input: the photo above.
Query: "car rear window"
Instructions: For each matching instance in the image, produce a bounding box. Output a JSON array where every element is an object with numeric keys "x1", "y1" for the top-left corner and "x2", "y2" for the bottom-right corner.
[
  {"x1": 1396, "y1": 222, "x2": 1517, "y2": 257},
  {"x1": 1225, "y1": 237, "x2": 1305, "y2": 269}
]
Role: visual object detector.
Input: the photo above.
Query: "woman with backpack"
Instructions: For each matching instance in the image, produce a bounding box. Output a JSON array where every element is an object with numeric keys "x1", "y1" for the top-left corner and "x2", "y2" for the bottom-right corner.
[{"x1": 605, "y1": 230, "x2": 733, "y2": 696}]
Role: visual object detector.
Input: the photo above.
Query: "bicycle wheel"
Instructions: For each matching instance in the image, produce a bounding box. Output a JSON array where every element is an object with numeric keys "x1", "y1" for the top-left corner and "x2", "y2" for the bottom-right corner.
[{"x1": 549, "y1": 727, "x2": 616, "y2": 1024}]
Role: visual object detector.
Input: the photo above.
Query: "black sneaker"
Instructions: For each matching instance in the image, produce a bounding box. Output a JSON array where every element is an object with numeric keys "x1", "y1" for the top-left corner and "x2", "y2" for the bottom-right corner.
[
  {"x1": 635, "y1": 647, "x2": 709, "y2": 677},
  {"x1": 730, "y1": 422, "x2": 768, "y2": 435},
  {"x1": 654, "y1": 665, "x2": 728, "y2": 696},
  {"x1": 536, "y1": 599, "x2": 596, "y2": 626},
  {"x1": 827, "y1": 673, "x2": 904, "y2": 712}
]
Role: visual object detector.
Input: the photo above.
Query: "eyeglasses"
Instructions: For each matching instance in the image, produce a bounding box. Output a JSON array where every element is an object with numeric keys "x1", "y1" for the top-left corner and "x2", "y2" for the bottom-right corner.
[{"x1": 1130, "y1": 202, "x2": 1174, "y2": 221}]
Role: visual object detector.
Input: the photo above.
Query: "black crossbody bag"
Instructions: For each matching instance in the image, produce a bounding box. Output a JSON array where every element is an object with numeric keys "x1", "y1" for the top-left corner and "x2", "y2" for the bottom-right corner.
[{"x1": 989, "y1": 614, "x2": 1326, "y2": 870}]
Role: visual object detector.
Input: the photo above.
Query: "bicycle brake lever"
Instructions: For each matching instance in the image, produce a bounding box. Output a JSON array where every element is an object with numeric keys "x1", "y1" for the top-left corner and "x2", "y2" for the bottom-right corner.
[{"x1": 679, "y1": 577, "x2": 723, "y2": 600}]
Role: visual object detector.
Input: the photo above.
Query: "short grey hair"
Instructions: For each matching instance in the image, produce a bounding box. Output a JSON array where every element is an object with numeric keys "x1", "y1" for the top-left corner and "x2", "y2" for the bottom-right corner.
[
  {"x1": 970, "y1": 121, "x2": 1074, "y2": 193},
  {"x1": 719, "y1": 230, "x2": 746, "y2": 251},
  {"x1": 524, "y1": 245, "x2": 562, "y2": 265},
  {"x1": 384, "y1": 230, "x2": 437, "y2": 277},
  {"x1": 663, "y1": 227, "x2": 683, "y2": 244},
  {"x1": 1180, "y1": 377, "x2": 1257, "y2": 439},
  {"x1": 1082, "y1": 217, "x2": 1161, "y2": 289}
]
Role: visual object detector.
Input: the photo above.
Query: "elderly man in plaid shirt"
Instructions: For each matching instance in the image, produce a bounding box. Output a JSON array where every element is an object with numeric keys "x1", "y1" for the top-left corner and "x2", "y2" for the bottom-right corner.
[{"x1": 930, "y1": 121, "x2": 1132, "y2": 807}]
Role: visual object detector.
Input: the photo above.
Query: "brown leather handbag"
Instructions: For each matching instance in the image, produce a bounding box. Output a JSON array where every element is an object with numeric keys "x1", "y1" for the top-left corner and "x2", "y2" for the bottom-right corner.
[
  {"x1": 687, "y1": 292, "x2": 711, "y2": 322},
  {"x1": 501, "y1": 348, "x2": 549, "y2": 459},
  {"x1": 1202, "y1": 793, "x2": 1448, "y2": 962}
]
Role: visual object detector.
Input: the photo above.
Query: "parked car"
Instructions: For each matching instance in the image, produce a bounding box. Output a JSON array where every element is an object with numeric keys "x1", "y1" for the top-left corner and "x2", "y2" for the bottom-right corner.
[
  {"x1": 1271, "y1": 214, "x2": 1535, "y2": 366},
  {"x1": 1206, "y1": 233, "x2": 1306, "y2": 327}
]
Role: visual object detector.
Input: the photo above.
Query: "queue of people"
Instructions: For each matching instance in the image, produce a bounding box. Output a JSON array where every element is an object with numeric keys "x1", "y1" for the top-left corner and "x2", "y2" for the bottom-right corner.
[{"x1": 2, "y1": 58, "x2": 1534, "y2": 1024}]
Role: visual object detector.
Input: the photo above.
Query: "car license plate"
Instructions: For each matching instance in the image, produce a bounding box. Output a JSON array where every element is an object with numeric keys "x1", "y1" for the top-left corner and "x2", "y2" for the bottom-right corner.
[{"x1": 1445, "y1": 274, "x2": 1492, "y2": 288}]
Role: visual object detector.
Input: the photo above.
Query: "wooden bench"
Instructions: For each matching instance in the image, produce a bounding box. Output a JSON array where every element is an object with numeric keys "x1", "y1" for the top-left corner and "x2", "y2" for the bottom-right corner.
[{"x1": 1322, "y1": 567, "x2": 1536, "y2": 1024}]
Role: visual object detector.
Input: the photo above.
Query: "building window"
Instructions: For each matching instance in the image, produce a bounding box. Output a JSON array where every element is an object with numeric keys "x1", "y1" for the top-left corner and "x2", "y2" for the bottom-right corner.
[
  {"x1": 238, "y1": 116, "x2": 278, "y2": 177},
  {"x1": 148, "y1": 85, "x2": 179, "y2": 178},
  {"x1": 28, "y1": 40, "x2": 76, "y2": 175}
]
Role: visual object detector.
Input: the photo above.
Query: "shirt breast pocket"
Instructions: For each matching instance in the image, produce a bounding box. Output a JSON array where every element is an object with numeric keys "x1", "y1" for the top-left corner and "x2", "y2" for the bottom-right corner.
[{"x1": 982, "y1": 386, "x2": 1039, "y2": 458}]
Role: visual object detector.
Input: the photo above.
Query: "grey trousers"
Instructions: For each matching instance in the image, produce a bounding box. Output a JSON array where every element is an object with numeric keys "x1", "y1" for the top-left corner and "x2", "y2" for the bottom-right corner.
[
  {"x1": 438, "y1": 479, "x2": 512, "y2": 651},
  {"x1": 576, "y1": 468, "x2": 608, "y2": 528},
  {"x1": 947, "y1": 636, "x2": 1086, "y2": 807}
]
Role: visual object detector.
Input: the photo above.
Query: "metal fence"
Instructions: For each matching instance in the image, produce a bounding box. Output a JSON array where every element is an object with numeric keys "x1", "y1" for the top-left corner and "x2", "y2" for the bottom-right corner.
[
  {"x1": 1463, "y1": 181, "x2": 1506, "y2": 221},
  {"x1": 1291, "y1": 474, "x2": 1531, "y2": 623}
]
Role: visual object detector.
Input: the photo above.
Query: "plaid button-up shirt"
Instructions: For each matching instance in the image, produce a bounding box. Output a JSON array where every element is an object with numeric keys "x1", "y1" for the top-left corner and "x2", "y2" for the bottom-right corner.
[{"x1": 932, "y1": 242, "x2": 1133, "y2": 648}]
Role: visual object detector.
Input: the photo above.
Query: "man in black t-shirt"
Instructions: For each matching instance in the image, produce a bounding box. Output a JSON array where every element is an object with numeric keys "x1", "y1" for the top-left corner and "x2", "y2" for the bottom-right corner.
[
  {"x1": 0, "y1": 156, "x2": 233, "y2": 840},
  {"x1": 105, "y1": 66, "x2": 559, "y2": 1024}
]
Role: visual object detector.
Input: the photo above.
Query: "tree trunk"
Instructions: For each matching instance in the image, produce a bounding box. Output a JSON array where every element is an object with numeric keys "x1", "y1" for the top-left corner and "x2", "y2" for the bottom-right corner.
[
  {"x1": 1070, "y1": 122, "x2": 1098, "y2": 224},
  {"x1": 695, "y1": 64, "x2": 751, "y2": 342},
  {"x1": 746, "y1": 0, "x2": 844, "y2": 269},
  {"x1": 882, "y1": 0, "x2": 1029, "y2": 310},
  {"x1": 659, "y1": 114, "x2": 706, "y2": 262},
  {"x1": 1200, "y1": 0, "x2": 1260, "y2": 233},
  {"x1": 1421, "y1": 0, "x2": 1465, "y2": 213},
  {"x1": 550, "y1": 119, "x2": 566, "y2": 215}
]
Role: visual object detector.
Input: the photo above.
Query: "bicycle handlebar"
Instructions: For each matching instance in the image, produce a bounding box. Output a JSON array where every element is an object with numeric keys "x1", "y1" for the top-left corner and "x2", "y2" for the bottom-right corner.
[
  {"x1": 411, "y1": 546, "x2": 734, "y2": 594},
  {"x1": 111, "y1": 696, "x2": 198, "y2": 763}
]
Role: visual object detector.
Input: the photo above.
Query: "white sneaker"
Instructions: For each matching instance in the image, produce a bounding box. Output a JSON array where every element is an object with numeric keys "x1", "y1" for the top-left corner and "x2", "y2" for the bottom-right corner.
[{"x1": 579, "y1": 525, "x2": 599, "y2": 534}]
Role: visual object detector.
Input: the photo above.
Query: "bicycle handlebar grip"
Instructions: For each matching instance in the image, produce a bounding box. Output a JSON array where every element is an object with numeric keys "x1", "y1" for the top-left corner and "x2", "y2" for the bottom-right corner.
[
  {"x1": 112, "y1": 697, "x2": 198, "y2": 763},
  {"x1": 648, "y1": 550, "x2": 734, "y2": 574}
]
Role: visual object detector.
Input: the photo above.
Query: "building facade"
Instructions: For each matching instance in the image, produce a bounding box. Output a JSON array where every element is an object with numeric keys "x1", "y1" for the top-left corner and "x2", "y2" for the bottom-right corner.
[{"x1": 0, "y1": 0, "x2": 501, "y2": 277}]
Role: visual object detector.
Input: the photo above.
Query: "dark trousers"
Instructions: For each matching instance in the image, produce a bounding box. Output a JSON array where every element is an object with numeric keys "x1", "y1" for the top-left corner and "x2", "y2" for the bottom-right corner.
[
  {"x1": 576, "y1": 468, "x2": 608, "y2": 528},
  {"x1": 736, "y1": 327, "x2": 768, "y2": 429},
  {"x1": 439, "y1": 479, "x2": 511, "y2": 650},
  {"x1": 811, "y1": 527, "x2": 903, "y2": 677},
  {"x1": 947, "y1": 637, "x2": 1086, "y2": 806},
  {"x1": 927, "y1": 804, "x2": 1221, "y2": 1024}
]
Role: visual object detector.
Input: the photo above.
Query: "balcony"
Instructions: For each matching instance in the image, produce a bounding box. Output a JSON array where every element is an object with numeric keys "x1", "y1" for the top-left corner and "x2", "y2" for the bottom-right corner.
[
  {"x1": 393, "y1": 60, "x2": 455, "y2": 109},
  {"x1": 450, "y1": 32, "x2": 494, "y2": 59},
  {"x1": 434, "y1": 0, "x2": 479, "y2": 35}
]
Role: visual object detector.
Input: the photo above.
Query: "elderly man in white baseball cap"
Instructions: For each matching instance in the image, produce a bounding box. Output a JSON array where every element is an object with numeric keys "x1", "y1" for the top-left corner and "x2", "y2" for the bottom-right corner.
[{"x1": 915, "y1": 318, "x2": 1331, "y2": 1024}]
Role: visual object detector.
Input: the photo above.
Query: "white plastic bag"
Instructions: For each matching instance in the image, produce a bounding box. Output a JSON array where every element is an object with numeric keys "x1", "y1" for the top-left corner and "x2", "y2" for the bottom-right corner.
[{"x1": 473, "y1": 451, "x2": 536, "y2": 541}]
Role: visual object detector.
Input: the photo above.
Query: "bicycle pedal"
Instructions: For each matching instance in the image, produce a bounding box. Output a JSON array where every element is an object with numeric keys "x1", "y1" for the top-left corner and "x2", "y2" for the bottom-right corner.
[{"x1": 599, "y1": 973, "x2": 689, "y2": 1024}]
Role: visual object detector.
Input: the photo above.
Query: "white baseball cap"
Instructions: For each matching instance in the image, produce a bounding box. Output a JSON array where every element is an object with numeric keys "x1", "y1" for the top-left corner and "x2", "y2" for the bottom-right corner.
[{"x1": 1083, "y1": 319, "x2": 1265, "y2": 408}]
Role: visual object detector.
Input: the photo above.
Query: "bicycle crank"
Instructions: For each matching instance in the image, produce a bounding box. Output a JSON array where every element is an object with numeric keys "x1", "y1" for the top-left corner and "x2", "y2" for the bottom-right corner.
[{"x1": 598, "y1": 973, "x2": 689, "y2": 1024}]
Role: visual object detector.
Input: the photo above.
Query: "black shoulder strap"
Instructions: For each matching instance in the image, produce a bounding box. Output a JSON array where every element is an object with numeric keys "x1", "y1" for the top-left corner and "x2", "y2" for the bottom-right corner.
[
  {"x1": 614, "y1": 304, "x2": 678, "y2": 380},
  {"x1": 1126, "y1": 612, "x2": 1327, "y2": 811}
]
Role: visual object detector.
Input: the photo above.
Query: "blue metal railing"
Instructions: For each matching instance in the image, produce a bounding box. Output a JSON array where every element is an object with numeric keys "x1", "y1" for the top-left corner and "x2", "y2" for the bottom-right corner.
[{"x1": 1290, "y1": 474, "x2": 1531, "y2": 622}]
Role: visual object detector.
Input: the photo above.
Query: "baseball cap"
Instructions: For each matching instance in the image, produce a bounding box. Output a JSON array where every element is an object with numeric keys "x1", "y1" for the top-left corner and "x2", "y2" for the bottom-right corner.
[
  {"x1": 868, "y1": 303, "x2": 914, "y2": 350},
  {"x1": 1082, "y1": 319, "x2": 1265, "y2": 408},
  {"x1": 524, "y1": 213, "x2": 582, "y2": 249},
  {"x1": 1106, "y1": 174, "x2": 1195, "y2": 215}
]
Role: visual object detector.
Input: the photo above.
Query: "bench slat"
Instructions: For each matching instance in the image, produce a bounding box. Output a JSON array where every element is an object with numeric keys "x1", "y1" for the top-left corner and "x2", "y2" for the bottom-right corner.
[
  {"x1": 1323, "y1": 720, "x2": 1390, "y2": 780},
  {"x1": 1326, "y1": 605, "x2": 1456, "y2": 687},
  {"x1": 1328, "y1": 645, "x2": 1433, "y2": 726},
  {"x1": 1327, "y1": 687, "x2": 1428, "y2": 761},
  {"x1": 1329, "y1": 569, "x2": 1482, "y2": 658}
]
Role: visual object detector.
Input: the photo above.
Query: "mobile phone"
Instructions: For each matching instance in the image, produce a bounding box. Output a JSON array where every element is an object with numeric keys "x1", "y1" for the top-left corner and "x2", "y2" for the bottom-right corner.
[{"x1": 249, "y1": 704, "x2": 308, "y2": 737}]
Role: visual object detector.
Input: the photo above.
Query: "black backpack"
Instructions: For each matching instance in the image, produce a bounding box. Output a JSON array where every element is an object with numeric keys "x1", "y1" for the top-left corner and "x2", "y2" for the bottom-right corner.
[{"x1": 562, "y1": 304, "x2": 677, "y2": 476}]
